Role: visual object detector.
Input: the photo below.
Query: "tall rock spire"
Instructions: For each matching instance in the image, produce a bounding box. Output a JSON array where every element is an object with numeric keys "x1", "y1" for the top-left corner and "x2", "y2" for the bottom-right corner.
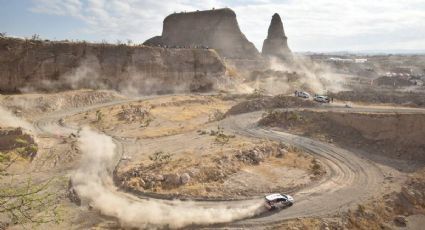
[{"x1": 262, "y1": 13, "x2": 291, "y2": 60}]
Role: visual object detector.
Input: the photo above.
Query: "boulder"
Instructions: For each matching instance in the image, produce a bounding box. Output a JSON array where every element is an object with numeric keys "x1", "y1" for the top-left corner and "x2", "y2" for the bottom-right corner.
[
  {"x1": 164, "y1": 173, "x2": 181, "y2": 186},
  {"x1": 180, "y1": 173, "x2": 191, "y2": 184},
  {"x1": 394, "y1": 215, "x2": 407, "y2": 227},
  {"x1": 154, "y1": 174, "x2": 164, "y2": 181}
]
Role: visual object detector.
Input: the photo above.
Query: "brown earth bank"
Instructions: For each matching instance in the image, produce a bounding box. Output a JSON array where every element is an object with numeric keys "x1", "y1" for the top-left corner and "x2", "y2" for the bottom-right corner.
[
  {"x1": 259, "y1": 110, "x2": 425, "y2": 163},
  {"x1": 0, "y1": 89, "x2": 125, "y2": 118},
  {"x1": 0, "y1": 37, "x2": 226, "y2": 94},
  {"x1": 225, "y1": 95, "x2": 316, "y2": 116},
  {"x1": 330, "y1": 90, "x2": 425, "y2": 107},
  {"x1": 66, "y1": 94, "x2": 234, "y2": 138},
  {"x1": 115, "y1": 140, "x2": 323, "y2": 199}
]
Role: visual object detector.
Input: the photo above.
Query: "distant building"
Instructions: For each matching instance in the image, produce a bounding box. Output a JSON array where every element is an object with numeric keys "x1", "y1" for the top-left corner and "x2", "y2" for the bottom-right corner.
[
  {"x1": 328, "y1": 58, "x2": 367, "y2": 63},
  {"x1": 354, "y1": 58, "x2": 367, "y2": 63},
  {"x1": 384, "y1": 67, "x2": 412, "y2": 79},
  {"x1": 328, "y1": 57, "x2": 354, "y2": 63}
]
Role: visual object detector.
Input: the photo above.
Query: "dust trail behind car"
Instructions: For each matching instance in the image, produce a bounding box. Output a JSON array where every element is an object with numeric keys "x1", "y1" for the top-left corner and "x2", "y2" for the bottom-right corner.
[
  {"x1": 0, "y1": 105, "x2": 35, "y2": 133},
  {"x1": 72, "y1": 128, "x2": 264, "y2": 229}
]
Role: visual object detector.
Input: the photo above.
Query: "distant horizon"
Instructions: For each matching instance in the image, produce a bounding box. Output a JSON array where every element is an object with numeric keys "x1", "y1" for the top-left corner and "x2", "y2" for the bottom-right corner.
[
  {"x1": 1, "y1": 1, "x2": 424, "y2": 53},
  {"x1": 3, "y1": 33, "x2": 425, "y2": 56}
]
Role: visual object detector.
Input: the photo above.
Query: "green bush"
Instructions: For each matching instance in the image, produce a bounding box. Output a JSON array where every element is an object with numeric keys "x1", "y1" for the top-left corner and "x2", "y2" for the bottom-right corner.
[
  {"x1": 15, "y1": 138, "x2": 28, "y2": 145},
  {"x1": 0, "y1": 152, "x2": 10, "y2": 163},
  {"x1": 149, "y1": 151, "x2": 173, "y2": 165}
]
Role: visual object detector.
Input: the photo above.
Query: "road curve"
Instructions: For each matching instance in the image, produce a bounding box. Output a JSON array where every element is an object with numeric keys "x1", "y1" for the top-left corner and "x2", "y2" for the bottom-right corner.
[
  {"x1": 32, "y1": 98, "x2": 425, "y2": 228},
  {"x1": 221, "y1": 111, "x2": 383, "y2": 227}
]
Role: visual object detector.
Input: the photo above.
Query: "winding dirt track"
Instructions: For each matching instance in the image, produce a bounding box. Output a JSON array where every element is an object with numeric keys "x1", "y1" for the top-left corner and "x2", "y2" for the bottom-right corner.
[{"x1": 32, "y1": 98, "x2": 425, "y2": 228}]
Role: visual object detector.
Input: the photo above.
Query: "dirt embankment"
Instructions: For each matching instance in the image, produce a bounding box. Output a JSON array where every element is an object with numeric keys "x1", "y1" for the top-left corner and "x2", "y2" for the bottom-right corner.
[
  {"x1": 225, "y1": 95, "x2": 316, "y2": 116},
  {"x1": 67, "y1": 95, "x2": 234, "y2": 138},
  {"x1": 0, "y1": 89, "x2": 125, "y2": 118},
  {"x1": 330, "y1": 90, "x2": 425, "y2": 107},
  {"x1": 0, "y1": 37, "x2": 225, "y2": 94},
  {"x1": 115, "y1": 141, "x2": 320, "y2": 199},
  {"x1": 259, "y1": 110, "x2": 425, "y2": 162}
]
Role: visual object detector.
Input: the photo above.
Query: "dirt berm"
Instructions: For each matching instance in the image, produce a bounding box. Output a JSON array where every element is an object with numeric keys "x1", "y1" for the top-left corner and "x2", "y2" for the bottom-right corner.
[
  {"x1": 259, "y1": 110, "x2": 425, "y2": 162},
  {"x1": 225, "y1": 95, "x2": 316, "y2": 116},
  {"x1": 330, "y1": 90, "x2": 425, "y2": 107}
]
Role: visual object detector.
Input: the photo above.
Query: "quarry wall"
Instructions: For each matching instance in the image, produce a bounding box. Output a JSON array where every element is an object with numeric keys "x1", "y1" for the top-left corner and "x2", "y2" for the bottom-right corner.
[{"x1": 0, "y1": 37, "x2": 226, "y2": 94}]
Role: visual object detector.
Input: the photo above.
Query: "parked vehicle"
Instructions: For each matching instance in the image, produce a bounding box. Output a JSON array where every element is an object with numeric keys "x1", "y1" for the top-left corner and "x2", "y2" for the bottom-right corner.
[
  {"x1": 295, "y1": 91, "x2": 310, "y2": 99},
  {"x1": 264, "y1": 193, "x2": 294, "y2": 210},
  {"x1": 314, "y1": 95, "x2": 330, "y2": 103}
]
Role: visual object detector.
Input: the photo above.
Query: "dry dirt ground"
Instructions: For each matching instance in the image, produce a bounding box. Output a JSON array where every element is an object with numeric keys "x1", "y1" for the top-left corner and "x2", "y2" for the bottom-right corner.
[
  {"x1": 257, "y1": 108, "x2": 425, "y2": 229},
  {"x1": 1, "y1": 90, "x2": 425, "y2": 229},
  {"x1": 65, "y1": 94, "x2": 322, "y2": 199}
]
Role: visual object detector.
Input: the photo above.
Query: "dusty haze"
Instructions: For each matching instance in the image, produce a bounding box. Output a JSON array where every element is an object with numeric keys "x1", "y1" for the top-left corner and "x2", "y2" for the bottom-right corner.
[{"x1": 72, "y1": 128, "x2": 263, "y2": 229}]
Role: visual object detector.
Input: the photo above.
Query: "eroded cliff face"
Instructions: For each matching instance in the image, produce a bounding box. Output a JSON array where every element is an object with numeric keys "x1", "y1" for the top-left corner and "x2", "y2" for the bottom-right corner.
[
  {"x1": 144, "y1": 8, "x2": 260, "y2": 60},
  {"x1": 262, "y1": 13, "x2": 292, "y2": 60},
  {"x1": 0, "y1": 37, "x2": 226, "y2": 94}
]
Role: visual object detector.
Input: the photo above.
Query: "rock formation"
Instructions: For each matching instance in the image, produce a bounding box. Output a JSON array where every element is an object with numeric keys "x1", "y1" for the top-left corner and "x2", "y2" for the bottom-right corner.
[
  {"x1": 262, "y1": 13, "x2": 292, "y2": 60},
  {"x1": 0, "y1": 37, "x2": 226, "y2": 94},
  {"x1": 144, "y1": 8, "x2": 260, "y2": 60}
]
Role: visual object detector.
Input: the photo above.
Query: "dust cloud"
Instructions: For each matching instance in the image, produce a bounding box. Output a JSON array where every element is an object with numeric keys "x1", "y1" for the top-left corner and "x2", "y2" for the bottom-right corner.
[
  {"x1": 0, "y1": 105, "x2": 35, "y2": 133},
  {"x1": 274, "y1": 56, "x2": 346, "y2": 93},
  {"x1": 72, "y1": 128, "x2": 263, "y2": 229},
  {"x1": 62, "y1": 56, "x2": 107, "y2": 90},
  {"x1": 245, "y1": 56, "x2": 347, "y2": 95}
]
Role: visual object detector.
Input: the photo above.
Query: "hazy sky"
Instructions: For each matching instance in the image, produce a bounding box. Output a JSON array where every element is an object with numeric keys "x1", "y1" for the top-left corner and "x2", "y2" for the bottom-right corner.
[{"x1": 1, "y1": 0, "x2": 425, "y2": 52}]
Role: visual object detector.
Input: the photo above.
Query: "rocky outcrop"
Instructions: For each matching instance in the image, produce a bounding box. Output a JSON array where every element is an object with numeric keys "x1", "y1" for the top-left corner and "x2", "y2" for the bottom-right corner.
[
  {"x1": 0, "y1": 127, "x2": 37, "y2": 158},
  {"x1": 262, "y1": 13, "x2": 292, "y2": 60},
  {"x1": 144, "y1": 8, "x2": 260, "y2": 60},
  {"x1": 0, "y1": 128, "x2": 33, "y2": 151},
  {"x1": 0, "y1": 37, "x2": 226, "y2": 94}
]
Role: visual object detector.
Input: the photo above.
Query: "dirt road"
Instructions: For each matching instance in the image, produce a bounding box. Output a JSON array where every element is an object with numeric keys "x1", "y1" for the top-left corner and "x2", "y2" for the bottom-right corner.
[{"x1": 32, "y1": 98, "x2": 425, "y2": 228}]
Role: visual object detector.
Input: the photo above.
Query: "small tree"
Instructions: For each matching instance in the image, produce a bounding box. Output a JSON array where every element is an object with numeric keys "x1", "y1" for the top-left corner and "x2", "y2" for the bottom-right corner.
[
  {"x1": 149, "y1": 151, "x2": 173, "y2": 165},
  {"x1": 31, "y1": 34, "x2": 40, "y2": 41},
  {"x1": 95, "y1": 110, "x2": 103, "y2": 122},
  {"x1": 213, "y1": 126, "x2": 230, "y2": 145},
  {"x1": 1, "y1": 150, "x2": 64, "y2": 226}
]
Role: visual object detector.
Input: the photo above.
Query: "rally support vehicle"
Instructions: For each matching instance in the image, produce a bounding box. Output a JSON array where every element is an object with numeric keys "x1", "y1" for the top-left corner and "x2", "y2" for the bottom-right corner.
[
  {"x1": 314, "y1": 95, "x2": 330, "y2": 103},
  {"x1": 295, "y1": 91, "x2": 310, "y2": 99},
  {"x1": 264, "y1": 193, "x2": 294, "y2": 210}
]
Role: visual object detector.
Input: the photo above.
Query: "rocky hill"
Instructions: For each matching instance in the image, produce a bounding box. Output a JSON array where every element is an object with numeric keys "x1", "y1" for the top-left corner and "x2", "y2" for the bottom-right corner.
[
  {"x1": 144, "y1": 8, "x2": 260, "y2": 60},
  {"x1": 0, "y1": 37, "x2": 226, "y2": 94},
  {"x1": 262, "y1": 13, "x2": 292, "y2": 60}
]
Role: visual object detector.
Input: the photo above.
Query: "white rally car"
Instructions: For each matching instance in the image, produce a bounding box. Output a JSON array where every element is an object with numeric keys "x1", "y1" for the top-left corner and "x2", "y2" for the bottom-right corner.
[{"x1": 264, "y1": 193, "x2": 294, "y2": 210}]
